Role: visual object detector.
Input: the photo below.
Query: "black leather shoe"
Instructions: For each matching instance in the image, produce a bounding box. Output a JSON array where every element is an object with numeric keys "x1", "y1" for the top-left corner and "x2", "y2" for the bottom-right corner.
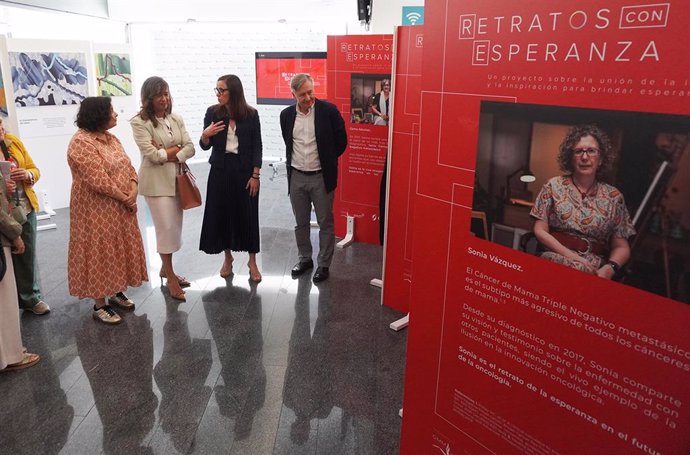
[
  {"x1": 291, "y1": 260, "x2": 314, "y2": 277},
  {"x1": 313, "y1": 267, "x2": 330, "y2": 283}
]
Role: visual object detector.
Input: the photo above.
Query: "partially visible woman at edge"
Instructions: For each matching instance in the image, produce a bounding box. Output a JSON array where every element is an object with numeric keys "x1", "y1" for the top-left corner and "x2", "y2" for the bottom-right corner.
[
  {"x1": 199, "y1": 74, "x2": 263, "y2": 282},
  {"x1": 0, "y1": 117, "x2": 50, "y2": 315},
  {"x1": 131, "y1": 76, "x2": 195, "y2": 301},
  {"x1": 67, "y1": 97, "x2": 148, "y2": 325},
  {"x1": 0, "y1": 172, "x2": 40, "y2": 372},
  {"x1": 531, "y1": 124, "x2": 635, "y2": 279},
  {"x1": 370, "y1": 78, "x2": 391, "y2": 126}
]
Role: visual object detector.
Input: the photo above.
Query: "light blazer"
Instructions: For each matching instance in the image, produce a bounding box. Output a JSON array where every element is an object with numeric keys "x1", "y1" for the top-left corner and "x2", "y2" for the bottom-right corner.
[
  {"x1": 4, "y1": 133, "x2": 40, "y2": 211},
  {"x1": 131, "y1": 113, "x2": 195, "y2": 197},
  {"x1": 279, "y1": 98, "x2": 347, "y2": 193}
]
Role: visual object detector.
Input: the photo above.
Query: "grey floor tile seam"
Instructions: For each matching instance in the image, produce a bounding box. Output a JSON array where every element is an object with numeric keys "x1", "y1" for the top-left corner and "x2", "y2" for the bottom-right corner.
[{"x1": 66, "y1": 401, "x2": 97, "y2": 440}]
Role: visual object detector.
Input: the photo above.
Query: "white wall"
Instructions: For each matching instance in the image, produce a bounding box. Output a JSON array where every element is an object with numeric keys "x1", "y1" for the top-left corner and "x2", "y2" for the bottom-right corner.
[{"x1": 129, "y1": 21, "x2": 347, "y2": 162}]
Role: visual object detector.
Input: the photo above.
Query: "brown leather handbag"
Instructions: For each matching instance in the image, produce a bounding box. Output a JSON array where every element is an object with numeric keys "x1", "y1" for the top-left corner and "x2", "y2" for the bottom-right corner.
[{"x1": 176, "y1": 163, "x2": 202, "y2": 209}]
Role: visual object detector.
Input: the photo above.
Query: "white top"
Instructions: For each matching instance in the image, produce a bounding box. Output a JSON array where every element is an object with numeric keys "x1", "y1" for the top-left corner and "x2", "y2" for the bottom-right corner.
[
  {"x1": 291, "y1": 106, "x2": 320, "y2": 171},
  {"x1": 158, "y1": 116, "x2": 174, "y2": 137},
  {"x1": 225, "y1": 122, "x2": 239, "y2": 154}
]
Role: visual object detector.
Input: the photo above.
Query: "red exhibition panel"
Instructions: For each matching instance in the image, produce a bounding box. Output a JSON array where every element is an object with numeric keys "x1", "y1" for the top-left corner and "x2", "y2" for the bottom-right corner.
[
  {"x1": 402, "y1": 1, "x2": 690, "y2": 455},
  {"x1": 327, "y1": 34, "x2": 394, "y2": 244},
  {"x1": 382, "y1": 26, "x2": 424, "y2": 312}
]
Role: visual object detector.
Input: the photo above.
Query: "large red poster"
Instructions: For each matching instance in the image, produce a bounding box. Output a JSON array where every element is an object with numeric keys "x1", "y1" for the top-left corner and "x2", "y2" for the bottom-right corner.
[
  {"x1": 255, "y1": 52, "x2": 327, "y2": 105},
  {"x1": 327, "y1": 35, "x2": 393, "y2": 245},
  {"x1": 382, "y1": 26, "x2": 424, "y2": 313},
  {"x1": 402, "y1": 2, "x2": 690, "y2": 454}
]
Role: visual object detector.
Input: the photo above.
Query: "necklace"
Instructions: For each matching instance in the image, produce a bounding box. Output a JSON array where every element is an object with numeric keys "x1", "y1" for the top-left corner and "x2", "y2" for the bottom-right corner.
[{"x1": 572, "y1": 177, "x2": 597, "y2": 198}]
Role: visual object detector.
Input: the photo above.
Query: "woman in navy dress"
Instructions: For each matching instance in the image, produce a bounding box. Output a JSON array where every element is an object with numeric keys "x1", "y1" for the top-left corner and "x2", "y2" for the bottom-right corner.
[{"x1": 199, "y1": 74, "x2": 263, "y2": 282}]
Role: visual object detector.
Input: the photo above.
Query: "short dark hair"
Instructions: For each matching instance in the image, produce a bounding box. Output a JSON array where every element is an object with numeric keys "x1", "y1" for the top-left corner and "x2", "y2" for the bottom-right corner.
[
  {"x1": 558, "y1": 124, "x2": 615, "y2": 178},
  {"x1": 76, "y1": 97, "x2": 112, "y2": 132}
]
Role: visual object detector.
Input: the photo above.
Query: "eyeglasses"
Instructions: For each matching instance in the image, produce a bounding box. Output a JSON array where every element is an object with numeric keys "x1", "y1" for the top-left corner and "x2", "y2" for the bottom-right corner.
[
  {"x1": 214, "y1": 87, "x2": 228, "y2": 95},
  {"x1": 573, "y1": 147, "x2": 600, "y2": 157}
]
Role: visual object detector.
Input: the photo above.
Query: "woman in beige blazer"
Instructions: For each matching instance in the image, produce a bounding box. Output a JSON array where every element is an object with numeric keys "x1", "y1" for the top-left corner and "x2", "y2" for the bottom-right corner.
[{"x1": 131, "y1": 76, "x2": 195, "y2": 301}]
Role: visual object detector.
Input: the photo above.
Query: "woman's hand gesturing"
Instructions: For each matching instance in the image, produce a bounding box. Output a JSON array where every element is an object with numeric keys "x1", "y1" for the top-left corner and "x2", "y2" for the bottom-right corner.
[{"x1": 201, "y1": 121, "x2": 225, "y2": 144}]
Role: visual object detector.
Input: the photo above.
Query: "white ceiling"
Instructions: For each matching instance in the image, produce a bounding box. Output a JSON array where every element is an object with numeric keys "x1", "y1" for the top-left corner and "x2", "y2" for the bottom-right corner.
[{"x1": 64, "y1": 0, "x2": 357, "y2": 23}]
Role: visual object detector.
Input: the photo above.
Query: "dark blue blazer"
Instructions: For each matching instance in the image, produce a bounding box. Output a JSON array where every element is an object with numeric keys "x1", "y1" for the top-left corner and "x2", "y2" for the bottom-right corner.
[
  {"x1": 279, "y1": 99, "x2": 347, "y2": 193},
  {"x1": 199, "y1": 105, "x2": 262, "y2": 172}
]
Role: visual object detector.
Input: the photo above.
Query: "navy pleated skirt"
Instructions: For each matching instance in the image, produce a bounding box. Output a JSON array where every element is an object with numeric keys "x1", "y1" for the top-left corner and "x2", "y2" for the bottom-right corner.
[{"x1": 199, "y1": 153, "x2": 260, "y2": 254}]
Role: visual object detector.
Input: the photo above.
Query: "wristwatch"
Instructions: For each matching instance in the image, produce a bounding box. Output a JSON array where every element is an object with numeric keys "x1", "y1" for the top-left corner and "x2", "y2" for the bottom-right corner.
[{"x1": 607, "y1": 260, "x2": 621, "y2": 274}]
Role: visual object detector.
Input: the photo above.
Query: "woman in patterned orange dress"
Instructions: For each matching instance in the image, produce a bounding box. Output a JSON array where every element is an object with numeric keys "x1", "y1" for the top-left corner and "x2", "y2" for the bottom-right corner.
[{"x1": 67, "y1": 97, "x2": 148, "y2": 324}]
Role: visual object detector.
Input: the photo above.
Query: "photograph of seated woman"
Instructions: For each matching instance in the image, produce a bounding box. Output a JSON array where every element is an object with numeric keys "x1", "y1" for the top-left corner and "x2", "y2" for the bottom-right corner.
[
  {"x1": 530, "y1": 124, "x2": 636, "y2": 279},
  {"x1": 371, "y1": 79, "x2": 390, "y2": 126}
]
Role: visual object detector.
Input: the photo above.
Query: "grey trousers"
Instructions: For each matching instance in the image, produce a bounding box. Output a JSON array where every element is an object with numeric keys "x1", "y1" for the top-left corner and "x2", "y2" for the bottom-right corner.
[{"x1": 289, "y1": 171, "x2": 335, "y2": 268}]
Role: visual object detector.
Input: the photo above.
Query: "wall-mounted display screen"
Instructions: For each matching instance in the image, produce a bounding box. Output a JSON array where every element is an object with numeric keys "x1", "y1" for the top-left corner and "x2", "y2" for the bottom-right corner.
[{"x1": 255, "y1": 52, "x2": 327, "y2": 105}]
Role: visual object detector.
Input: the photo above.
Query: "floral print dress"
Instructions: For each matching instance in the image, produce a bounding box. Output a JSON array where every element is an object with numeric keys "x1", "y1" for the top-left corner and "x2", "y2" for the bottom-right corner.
[{"x1": 530, "y1": 176, "x2": 636, "y2": 273}]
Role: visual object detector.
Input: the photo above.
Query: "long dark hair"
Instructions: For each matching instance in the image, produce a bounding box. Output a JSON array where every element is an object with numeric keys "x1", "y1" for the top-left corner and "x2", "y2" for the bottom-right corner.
[
  {"x1": 76, "y1": 97, "x2": 112, "y2": 132},
  {"x1": 136, "y1": 76, "x2": 171, "y2": 128},
  {"x1": 214, "y1": 74, "x2": 255, "y2": 121}
]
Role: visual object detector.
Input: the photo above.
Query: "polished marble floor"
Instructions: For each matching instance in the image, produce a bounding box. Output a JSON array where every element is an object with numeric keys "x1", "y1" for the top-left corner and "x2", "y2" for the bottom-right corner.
[{"x1": 0, "y1": 162, "x2": 407, "y2": 455}]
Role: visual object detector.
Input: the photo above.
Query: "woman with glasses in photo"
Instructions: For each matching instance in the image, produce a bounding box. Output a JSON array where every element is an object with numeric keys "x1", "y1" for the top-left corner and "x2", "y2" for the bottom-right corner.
[
  {"x1": 131, "y1": 76, "x2": 195, "y2": 301},
  {"x1": 530, "y1": 124, "x2": 635, "y2": 279},
  {"x1": 199, "y1": 74, "x2": 263, "y2": 283}
]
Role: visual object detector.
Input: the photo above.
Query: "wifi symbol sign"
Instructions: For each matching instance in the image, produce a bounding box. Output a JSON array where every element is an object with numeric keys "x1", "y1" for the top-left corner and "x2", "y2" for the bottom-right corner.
[
  {"x1": 402, "y1": 7, "x2": 424, "y2": 26},
  {"x1": 406, "y1": 12, "x2": 422, "y2": 24}
]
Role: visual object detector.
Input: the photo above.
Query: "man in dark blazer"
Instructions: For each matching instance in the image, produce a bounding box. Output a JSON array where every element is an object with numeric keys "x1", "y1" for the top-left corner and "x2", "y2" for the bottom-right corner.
[{"x1": 280, "y1": 73, "x2": 347, "y2": 283}]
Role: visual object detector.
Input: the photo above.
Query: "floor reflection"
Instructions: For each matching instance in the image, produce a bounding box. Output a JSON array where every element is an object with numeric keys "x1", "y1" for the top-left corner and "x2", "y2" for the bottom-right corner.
[
  {"x1": 153, "y1": 302, "x2": 212, "y2": 452},
  {"x1": 283, "y1": 275, "x2": 333, "y2": 445},
  {"x1": 329, "y1": 279, "x2": 377, "y2": 452},
  {"x1": 203, "y1": 277, "x2": 266, "y2": 440},
  {"x1": 2, "y1": 169, "x2": 405, "y2": 454},
  {"x1": 76, "y1": 313, "x2": 158, "y2": 454},
  {"x1": 0, "y1": 318, "x2": 73, "y2": 454}
]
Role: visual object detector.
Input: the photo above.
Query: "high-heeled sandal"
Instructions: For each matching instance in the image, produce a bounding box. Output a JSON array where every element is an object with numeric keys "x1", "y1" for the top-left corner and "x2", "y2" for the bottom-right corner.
[
  {"x1": 166, "y1": 279, "x2": 186, "y2": 302},
  {"x1": 220, "y1": 258, "x2": 234, "y2": 278},
  {"x1": 159, "y1": 269, "x2": 191, "y2": 288},
  {"x1": 248, "y1": 263, "x2": 262, "y2": 283}
]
